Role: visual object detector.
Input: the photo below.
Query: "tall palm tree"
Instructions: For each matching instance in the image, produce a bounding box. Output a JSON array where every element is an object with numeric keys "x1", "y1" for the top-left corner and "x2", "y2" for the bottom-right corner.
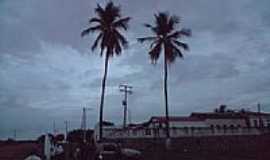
[
  {"x1": 138, "y1": 12, "x2": 191, "y2": 139},
  {"x1": 81, "y1": 2, "x2": 130, "y2": 141}
]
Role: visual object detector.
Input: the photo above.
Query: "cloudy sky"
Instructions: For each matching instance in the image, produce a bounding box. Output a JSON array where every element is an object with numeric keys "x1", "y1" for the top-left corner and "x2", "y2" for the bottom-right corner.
[{"x1": 1, "y1": 0, "x2": 270, "y2": 139}]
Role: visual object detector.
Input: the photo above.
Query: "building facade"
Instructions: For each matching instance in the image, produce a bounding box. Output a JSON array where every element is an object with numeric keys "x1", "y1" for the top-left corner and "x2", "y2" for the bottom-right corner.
[{"x1": 94, "y1": 108, "x2": 270, "y2": 140}]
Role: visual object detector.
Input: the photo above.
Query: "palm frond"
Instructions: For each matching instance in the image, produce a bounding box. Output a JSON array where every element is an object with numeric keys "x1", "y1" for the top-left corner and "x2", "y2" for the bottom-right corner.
[
  {"x1": 115, "y1": 30, "x2": 128, "y2": 48},
  {"x1": 167, "y1": 15, "x2": 180, "y2": 33},
  {"x1": 173, "y1": 40, "x2": 189, "y2": 51},
  {"x1": 172, "y1": 45, "x2": 184, "y2": 58},
  {"x1": 149, "y1": 41, "x2": 162, "y2": 63},
  {"x1": 95, "y1": 4, "x2": 105, "y2": 17},
  {"x1": 114, "y1": 39, "x2": 122, "y2": 55},
  {"x1": 81, "y1": 27, "x2": 91, "y2": 37},
  {"x1": 144, "y1": 23, "x2": 157, "y2": 33},
  {"x1": 154, "y1": 12, "x2": 171, "y2": 35},
  {"x1": 105, "y1": 1, "x2": 120, "y2": 21},
  {"x1": 91, "y1": 33, "x2": 103, "y2": 51},
  {"x1": 89, "y1": 25, "x2": 102, "y2": 32},
  {"x1": 167, "y1": 28, "x2": 191, "y2": 39},
  {"x1": 137, "y1": 36, "x2": 157, "y2": 43},
  {"x1": 144, "y1": 23, "x2": 154, "y2": 28},
  {"x1": 100, "y1": 33, "x2": 107, "y2": 56},
  {"x1": 113, "y1": 17, "x2": 131, "y2": 30},
  {"x1": 81, "y1": 25, "x2": 102, "y2": 37},
  {"x1": 179, "y1": 28, "x2": 192, "y2": 37},
  {"x1": 150, "y1": 40, "x2": 159, "y2": 48},
  {"x1": 89, "y1": 17, "x2": 101, "y2": 24},
  {"x1": 167, "y1": 31, "x2": 181, "y2": 39}
]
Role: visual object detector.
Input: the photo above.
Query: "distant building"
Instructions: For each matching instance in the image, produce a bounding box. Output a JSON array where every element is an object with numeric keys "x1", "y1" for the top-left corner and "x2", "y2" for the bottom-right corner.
[{"x1": 94, "y1": 105, "x2": 270, "y2": 140}]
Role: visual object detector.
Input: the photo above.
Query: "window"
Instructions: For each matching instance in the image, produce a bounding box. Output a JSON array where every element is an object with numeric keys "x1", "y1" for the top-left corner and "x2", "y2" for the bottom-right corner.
[
  {"x1": 184, "y1": 127, "x2": 189, "y2": 134},
  {"x1": 223, "y1": 125, "x2": 227, "y2": 133},
  {"x1": 254, "y1": 120, "x2": 258, "y2": 127},
  {"x1": 145, "y1": 129, "x2": 151, "y2": 135},
  {"x1": 190, "y1": 127, "x2": 195, "y2": 133},
  {"x1": 132, "y1": 130, "x2": 137, "y2": 136},
  {"x1": 260, "y1": 120, "x2": 264, "y2": 127},
  {"x1": 172, "y1": 127, "x2": 177, "y2": 134},
  {"x1": 153, "y1": 128, "x2": 159, "y2": 136},
  {"x1": 267, "y1": 119, "x2": 270, "y2": 128},
  {"x1": 210, "y1": 125, "x2": 215, "y2": 133}
]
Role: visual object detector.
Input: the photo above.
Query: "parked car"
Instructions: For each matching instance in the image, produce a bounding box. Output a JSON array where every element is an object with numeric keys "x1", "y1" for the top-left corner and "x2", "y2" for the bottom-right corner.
[{"x1": 95, "y1": 142, "x2": 142, "y2": 160}]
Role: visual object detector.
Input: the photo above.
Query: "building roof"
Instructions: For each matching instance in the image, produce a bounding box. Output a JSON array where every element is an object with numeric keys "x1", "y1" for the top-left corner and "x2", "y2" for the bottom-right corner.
[
  {"x1": 190, "y1": 112, "x2": 246, "y2": 119},
  {"x1": 191, "y1": 111, "x2": 270, "y2": 119},
  {"x1": 150, "y1": 116, "x2": 203, "y2": 123},
  {"x1": 242, "y1": 111, "x2": 270, "y2": 116}
]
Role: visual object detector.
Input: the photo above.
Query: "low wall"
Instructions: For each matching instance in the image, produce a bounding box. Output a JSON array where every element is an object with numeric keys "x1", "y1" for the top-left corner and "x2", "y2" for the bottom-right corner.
[{"x1": 106, "y1": 134, "x2": 270, "y2": 160}]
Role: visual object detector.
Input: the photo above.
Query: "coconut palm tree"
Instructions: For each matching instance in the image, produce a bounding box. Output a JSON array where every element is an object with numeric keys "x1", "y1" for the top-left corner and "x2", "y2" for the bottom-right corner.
[
  {"x1": 138, "y1": 12, "x2": 191, "y2": 139},
  {"x1": 81, "y1": 2, "x2": 130, "y2": 141}
]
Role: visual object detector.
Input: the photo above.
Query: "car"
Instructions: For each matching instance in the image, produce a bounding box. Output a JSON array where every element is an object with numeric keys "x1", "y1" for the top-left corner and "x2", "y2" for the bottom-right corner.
[{"x1": 95, "y1": 142, "x2": 142, "y2": 160}]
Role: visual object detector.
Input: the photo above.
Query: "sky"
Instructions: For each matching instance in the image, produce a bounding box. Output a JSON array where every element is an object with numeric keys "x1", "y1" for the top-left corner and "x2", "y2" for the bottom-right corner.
[{"x1": 1, "y1": 0, "x2": 270, "y2": 139}]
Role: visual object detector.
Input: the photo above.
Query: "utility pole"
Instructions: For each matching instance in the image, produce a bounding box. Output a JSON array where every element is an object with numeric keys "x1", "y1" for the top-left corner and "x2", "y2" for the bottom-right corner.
[
  {"x1": 13, "y1": 129, "x2": 16, "y2": 140},
  {"x1": 258, "y1": 103, "x2": 263, "y2": 128},
  {"x1": 81, "y1": 107, "x2": 93, "y2": 143},
  {"x1": 53, "y1": 121, "x2": 56, "y2": 135},
  {"x1": 257, "y1": 103, "x2": 261, "y2": 113},
  {"x1": 64, "y1": 121, "x2": 69, "y2": 140},
  {"x1": 119, "y1": 84, "x2": 132, "y2": 128}
]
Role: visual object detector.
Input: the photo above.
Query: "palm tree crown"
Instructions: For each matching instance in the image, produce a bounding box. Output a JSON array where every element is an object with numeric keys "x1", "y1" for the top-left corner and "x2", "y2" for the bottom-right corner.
[
  {"x1": 81, "y1": 1, "x2": 130, "y2": 57},
  {"x1": 138, "y1": 12, "x2": 191, "y2": 63}
]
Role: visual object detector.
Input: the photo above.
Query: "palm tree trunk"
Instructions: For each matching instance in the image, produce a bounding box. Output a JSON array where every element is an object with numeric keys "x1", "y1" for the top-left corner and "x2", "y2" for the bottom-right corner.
[
  {"x1": 164, "y1": 55, "x2": 170, "y2": 139},
  {"x1": 99, "y1": 54, "x2": 109, "y2": 141}
]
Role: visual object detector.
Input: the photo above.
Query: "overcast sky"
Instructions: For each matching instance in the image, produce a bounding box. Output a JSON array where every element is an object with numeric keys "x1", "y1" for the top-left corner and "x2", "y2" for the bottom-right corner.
[{"x1": 1, "y1": 0, "x2": 270, "y2": 139}]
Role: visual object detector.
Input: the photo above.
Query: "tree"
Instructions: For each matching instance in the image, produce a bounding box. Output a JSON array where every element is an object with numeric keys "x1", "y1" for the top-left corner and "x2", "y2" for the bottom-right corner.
[
  {"x1": 81, "y1": 2, "x2": 130, "y2": 140},
  {"x1": 138, "y1": 12, "x2": 191, "y2": 139}
]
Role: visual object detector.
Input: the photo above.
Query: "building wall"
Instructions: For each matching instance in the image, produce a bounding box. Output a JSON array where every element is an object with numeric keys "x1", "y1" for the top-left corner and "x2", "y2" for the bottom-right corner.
[
  {"x1": 248, "y1": 115, "x2": 270, "y2": 127},
  {"x1": 149, "y1": 120, "x2": 207, "y2": 128},
  {"x1": 94, "y1": 115, "x2": 270, "y2": 140},
  {"x1": 205, "y1": 118, "x2": 247, "y2": 128},
  {"x1": 170, "y1": 121, "x2": 207, "y2": 128},
  {"x1": 101, "y1": 126, "x2": 264, "y2": 139}
]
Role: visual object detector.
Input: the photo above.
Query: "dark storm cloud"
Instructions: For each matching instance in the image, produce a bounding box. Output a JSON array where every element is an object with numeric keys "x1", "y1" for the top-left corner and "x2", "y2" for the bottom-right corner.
[{"x1": 1, "y1": 0, "x2": 270, "y2": 139}]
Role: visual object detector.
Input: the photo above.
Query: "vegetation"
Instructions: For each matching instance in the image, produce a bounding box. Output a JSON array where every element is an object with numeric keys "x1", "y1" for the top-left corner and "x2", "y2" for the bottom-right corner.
[
  {"x1": 138, "y1": 12, "x2": 191, "y2": 138},
  {"x1": 81, "y1": 2, "x2": 130, "y2": 140}
]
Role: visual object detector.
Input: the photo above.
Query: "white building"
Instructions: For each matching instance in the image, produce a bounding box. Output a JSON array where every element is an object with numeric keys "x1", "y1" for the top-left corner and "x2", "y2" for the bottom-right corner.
[{"x1": 94, "y1": 108, "x2": 270, "y2": 140}]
